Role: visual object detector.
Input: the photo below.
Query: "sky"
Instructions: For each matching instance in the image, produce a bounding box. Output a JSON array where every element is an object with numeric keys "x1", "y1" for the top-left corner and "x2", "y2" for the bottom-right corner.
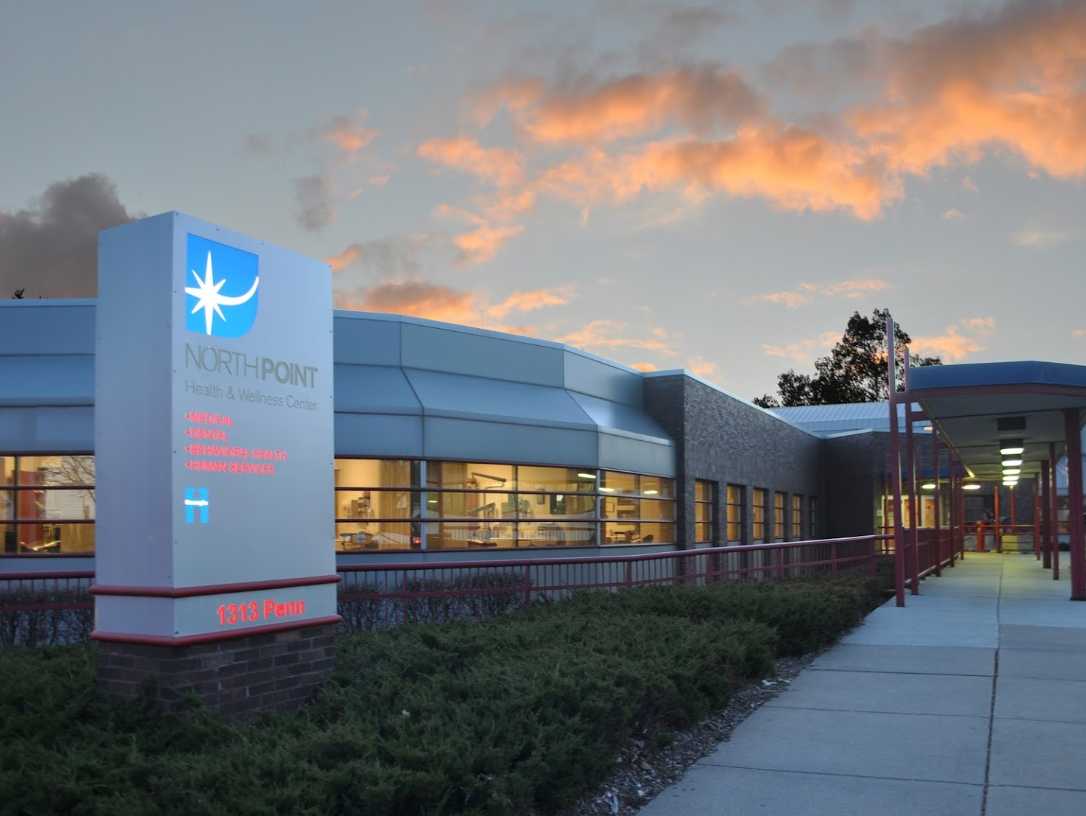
[{"x1": 2, "y1": 0, "x2": 1085, "y2": 402}]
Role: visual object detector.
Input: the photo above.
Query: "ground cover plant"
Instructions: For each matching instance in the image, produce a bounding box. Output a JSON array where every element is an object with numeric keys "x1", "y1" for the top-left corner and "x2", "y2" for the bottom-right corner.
[{"x1": 0, "y1": 575, "x2": 882, "y2": 816}]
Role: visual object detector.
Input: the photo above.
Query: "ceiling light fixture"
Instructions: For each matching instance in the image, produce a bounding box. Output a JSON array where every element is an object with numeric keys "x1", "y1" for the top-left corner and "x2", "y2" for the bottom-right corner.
[
  {"x1": 1002, "y1": 458, "x2": 1023, "y2": 467},
  {"x1": 922, "y1": 482, "x2": 936, "y2": 490},
  {"x1": 963, "y1": 483, "x2": 981, "y2": 491},
  {"x1": 1000, "y1": 445, "x2": 1025, "y2": 456}
]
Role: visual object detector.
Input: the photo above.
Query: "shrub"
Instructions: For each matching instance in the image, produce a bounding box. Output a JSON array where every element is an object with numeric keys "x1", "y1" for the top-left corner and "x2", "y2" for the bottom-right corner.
[{"x1": 0, "y1": 576, "x2": 877, "y2": 815}]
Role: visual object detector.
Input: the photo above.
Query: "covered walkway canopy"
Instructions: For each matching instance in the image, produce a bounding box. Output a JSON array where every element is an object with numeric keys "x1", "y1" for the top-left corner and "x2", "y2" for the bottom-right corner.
[{"x1": 896, "y1": 355, "x2": 1086, "y2": 603}]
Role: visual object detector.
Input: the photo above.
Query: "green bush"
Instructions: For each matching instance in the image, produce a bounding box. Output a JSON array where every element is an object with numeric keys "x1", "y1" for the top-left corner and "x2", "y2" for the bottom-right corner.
[{"x1": 0, "y1": 576, "x2": 877, "y2": 816}]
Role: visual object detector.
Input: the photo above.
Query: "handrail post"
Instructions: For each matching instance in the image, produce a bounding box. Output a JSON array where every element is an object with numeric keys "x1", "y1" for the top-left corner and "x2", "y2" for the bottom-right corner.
[{"x1": 831, "y1": 540, "x2": 838, "y2": 575}]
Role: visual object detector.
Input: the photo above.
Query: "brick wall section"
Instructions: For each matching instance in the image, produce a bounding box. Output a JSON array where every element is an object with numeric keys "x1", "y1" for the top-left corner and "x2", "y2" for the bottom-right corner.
[
  {"x1": 644, "y1": 374, "x2": 823, "y2": 549},
  {"x1": 95, "y1": 623, "x2": 336, "y2": 718}
]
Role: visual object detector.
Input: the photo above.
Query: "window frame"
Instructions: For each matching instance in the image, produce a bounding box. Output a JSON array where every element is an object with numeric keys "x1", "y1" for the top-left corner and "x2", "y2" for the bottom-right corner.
[
  {"x1": 694, "y1": 479, "x2": 716, "y2": 544},
  {"x1": 791, "y1": 493, "x2": 803, "y2": 540},
  {"x1": 752, "y1": 487, "x2": 767, "y2": 543},
  {"x1": 1, "y1": 453, "x2": 96, "y2": 556},
  {"x1": 725, "y1": 484, "x2": 745, "y2": 545},
  {"x1": 773, "y1": 491, "x2": 786, "y2": 541}
]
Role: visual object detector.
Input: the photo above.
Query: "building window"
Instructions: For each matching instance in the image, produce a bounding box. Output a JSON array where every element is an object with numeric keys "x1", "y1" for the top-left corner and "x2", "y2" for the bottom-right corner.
[
  {"x1": 694, "y1": 480, "x2": 715, "y2": 544},
  {"x1": 1, "y1": 455, "x2": 96, "y2": 555},
  {"x1": 752, "y1": 488, "x2": 767, "y2": 542},
  {"x1": 791, "y1": 494, "x2": 802, "y2": 540},
  {"x1": 600, "y1": 470, "x2": 675, "y2": 546},
  {"x1": 335, "y1": 459, "x2": 421, "y2": 551},
  {"x1": 774, "y1": 492, "x2": 786, "y2": 541},
  {"x1": 726, "y1": 484, "x2": 745, "y2": 544},
  {"x1": 336, "y1": 459, "x2": 675, "y2": 552},
  {"x1": 809, "y1": 497, "x2": 818, "y2": 538}
]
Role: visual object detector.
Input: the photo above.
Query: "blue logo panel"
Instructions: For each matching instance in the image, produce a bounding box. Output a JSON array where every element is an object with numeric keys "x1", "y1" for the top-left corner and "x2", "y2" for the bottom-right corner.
[
  {"x1": 185, "y1": 234, "x2": 260, "y2": 337},
  {"x1": 184, "y1": 487, "x2": 210, "y2": 525}
]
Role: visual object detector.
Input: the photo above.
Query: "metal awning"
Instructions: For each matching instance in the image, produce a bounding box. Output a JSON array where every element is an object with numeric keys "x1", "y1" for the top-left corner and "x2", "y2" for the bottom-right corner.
[{"x1": 906, "y1": 361, "x2": 1086, "y2": 481}]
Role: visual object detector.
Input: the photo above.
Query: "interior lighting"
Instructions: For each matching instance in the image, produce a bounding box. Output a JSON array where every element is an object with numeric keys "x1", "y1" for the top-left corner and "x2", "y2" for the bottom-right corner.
[
  {"x1": 1002, "y1": 468, "x2": 1021, "y2": 476},
  {"x1": 921, "y1": 483, "x2": 936, "y2": 490},
  {"x1": 963, "y1": 484, "x2": 982, "y2": 491},
  {"x1": 577, "y1": 472, "x2": 596, "y2": 480},
  {"x1": 1000, "y1": 445, "x2": 1025, "y2": 456},
  {"x1": 599, "y1": 487, "x2": 616, "y2": 493},
  {"x1": 1002, "y1": 459, "x2": 1023, "y2": 467},
  {"x1": 643, "y1": 489, "x2": 659, "y2": 495}
]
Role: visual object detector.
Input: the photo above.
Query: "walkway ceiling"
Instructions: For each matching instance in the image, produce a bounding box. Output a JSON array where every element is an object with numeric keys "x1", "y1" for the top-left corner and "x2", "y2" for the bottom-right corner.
[{"x1": 906, "y1": 362, "x2": 1086, "y2": 482}]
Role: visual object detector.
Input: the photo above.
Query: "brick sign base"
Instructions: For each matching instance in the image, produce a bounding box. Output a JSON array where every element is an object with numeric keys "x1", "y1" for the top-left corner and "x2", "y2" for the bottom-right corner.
[{"x1": 95, "y1": 623, "x2": 337, "y2": 718}]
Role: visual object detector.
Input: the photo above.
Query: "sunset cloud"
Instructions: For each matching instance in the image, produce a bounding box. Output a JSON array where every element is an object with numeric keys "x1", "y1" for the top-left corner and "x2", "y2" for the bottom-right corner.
[
  {"x1": 630, "y1": 361, "x2": 659, "y2": 372},
  {"x1": 320, "y1": 113, "x2": 377, "y2": 155},
  {"x1": 762, "y1": 331, "x2": 841, "y2": 363},
  {"x1": 533, "y1": 126, "x2": 897, "y2": 220},
  {"x1": 557, "y1": 320, "x2": 678, "y2": 356},
  {"x1": 326, "y1": 243, "x2": 364, "y2": 272},
  {"x1": 910, "y1": 325, "x2": 986, "y2": 362},
  {"x1": 418, "y1": 137, "x2": 524, "y2": 187},
  {"x1": 452, "y1": 223, "x2": 524, "y2": 264},
  {"x1": 486, "y1": 286, "x2": 572, "y2": 319},
  {"x1": 748, "y1": 278, "x2": 890, "y2": 308},
  {"x1": 688, "y1": 356, "x2": 719, "y2": 378},
  {"x1": 483, "y1": 64, "x2": 764, "y2": 144}
]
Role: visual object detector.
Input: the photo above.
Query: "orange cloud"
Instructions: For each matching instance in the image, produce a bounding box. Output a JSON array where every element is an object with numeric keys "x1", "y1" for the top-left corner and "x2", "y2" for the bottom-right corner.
[
  {"x1": 748, "y1": 278, "x2": 890, "y2": 308},
  {"x1": 534, "y1": 126, "x2": 897, "y2": 220},
  {"x1": 321, "y1": 114, "x2": 377, "y2": 155},
  {"x1": 910, "y1": 326, "x2": 985, "y2": 362},
  {"x1": 418, "y1": 137, "x2": 524, "y2": 187},
  {"x1": 452, "y1": 223, "x2": 524, "y2": 264},
  {"x1": 630, "y1": 361, "x2": 658, "y2": 372},
  {"x1": 487, "y1": 287, "x2": 571, "y2": 319},
  {"x1": 326, "y1": 244, "x2": 363, "y2": 272},
  {"x1": 557, "y1": 320, "x2": 678, "y2": 356},
  {"x1": 688, "y1": 356, "x2": 718, "y2": 378},
  {"x1": 485, "y1": 65, "x2": 763, "y2": 144},
  {"x1": 338, "y1": 281, "x2": 481, "y2": 324},
  {"x1": 762, "y1": 331, "x2": 841, "y2": 363},
  {"x1": 962, "y1": 316, "x2": 996, "y2": 332}
]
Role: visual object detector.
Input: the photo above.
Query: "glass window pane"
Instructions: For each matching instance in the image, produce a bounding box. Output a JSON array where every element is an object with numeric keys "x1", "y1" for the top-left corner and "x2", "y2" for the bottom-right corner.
[
  {"x1": 639, "y1": 499, "x2": 674, "y2": 521},
  {"x1": 695, "y1": 521, "x2": 711, "y2": 543},
  {"x1": 695, "y1": 503, "x2": 709, "y2": 523},
  {"x1": 430, "y1": 491, "x2": 517, "y2": 520},
  {"x1": 15, "y1": 455, "x2": 95, "y2": 487},
  {"x1": 727, "y1": 520, "x2": 741, "y2": 542},
  {"x1": 0, "y1": 457, "x2": 12, "y2": 486},
  {"x1": 13, "y1": 488, "x2": 95, "y2": 521},
  {"x1": 640, "y1": 475, "x2": 674, "y2": 499},
  {"x1": 335, "y1": 490, "x2": 417, "y2": 520},
  {"x1": 518, "y1": 466, "x2": 595, "y2": 494},
  {"x1": 600, "y1": 471, "x2": 638, "y2": 496},
  {"x1": 334, "y1": 459, "x2": 414, "y2": 489},
  {"x1": 9, "y1": 522, "x2": 95, "y2": 554},
  {"x1": 639, "y1": 522, "x2": 674, "y2": 544},
  {"x1": 601, "y1": 495, "x2": 640, "y2": 519},
  {"x1": 336, "y1": 521, "x2": 416, "y2": 552},
  {"x1": 521, "y1": 493, "x2": 595, "y2": 520},
  {"x1": 0, "y1": 490, "x2": 11, "y2": 520},
  {"x1": 427, "y1": 461, "x2": 515, "y2": 491},
  {"x1": 695, "y1": 481, "x2": 709, "y2": 502},
  {"x1": 518, "y1": 522, "x2": 596, "y2": 548},
  {"x1": 602, "y1": 521, "x2": 638, "y2": 544},
  {"x1": 424, "y1": 521, "x2": 516, "y2": 550}
]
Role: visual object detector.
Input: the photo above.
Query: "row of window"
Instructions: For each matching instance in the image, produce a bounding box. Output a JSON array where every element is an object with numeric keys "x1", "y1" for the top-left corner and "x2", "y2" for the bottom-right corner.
[
  {"x1": 694, "y1": 480, "x2": 817, "y2": 545},
  {"x1": 0, "y1": 455, "x2": 817, "y2": 555},
  {"x1": 335, "y1": 461, "x2": 675, "y2": 551}
]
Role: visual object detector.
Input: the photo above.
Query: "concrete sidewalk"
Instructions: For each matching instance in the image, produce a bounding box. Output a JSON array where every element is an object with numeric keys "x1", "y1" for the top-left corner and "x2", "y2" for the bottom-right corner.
[{"x1": 640, "y1": 553, "x2": 1086, "y2": 815}]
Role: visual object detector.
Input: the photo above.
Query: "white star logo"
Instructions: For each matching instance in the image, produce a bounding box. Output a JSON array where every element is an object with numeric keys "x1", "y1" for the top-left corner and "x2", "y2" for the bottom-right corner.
[{"x1": 184, "y1": 251, "x2": 260, "y2": 336}]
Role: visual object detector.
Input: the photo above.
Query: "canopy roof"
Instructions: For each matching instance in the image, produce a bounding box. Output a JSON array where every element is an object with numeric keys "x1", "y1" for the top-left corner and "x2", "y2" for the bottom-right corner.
[{"x1": 907, "y1": 361, "x2": 1086, "y2": 481}]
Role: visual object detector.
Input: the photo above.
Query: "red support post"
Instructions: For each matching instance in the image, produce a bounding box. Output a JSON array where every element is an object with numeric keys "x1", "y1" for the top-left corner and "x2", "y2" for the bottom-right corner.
[
  {"x1": 1034, "y1": 489, "x2": 1041, "y2": 560},
  {"x1": 1052, "y1": 442, "x2": 1061, "y2": 581},
  {"x1": 933, "y1": 433, "x2": 942, "y2": 576},
  {"x1": 994, "y1": 486, "x2": 1002, "y2": 552},
  {"x1": 1042, "y1": 459, "x2": 1052, "y2": 569},
  {"x1": 904, "y1": 397, "x2": 920, "y2": 594},
  {"x1": 1065, "y1": 409, "x2": 1085, "y2": 601},
  {"x1": 948, "y1": 466, "x2": 957, "y2": 566},
  {"x1": 886, "y1": 315, "x2": 906, "y2": 607}
]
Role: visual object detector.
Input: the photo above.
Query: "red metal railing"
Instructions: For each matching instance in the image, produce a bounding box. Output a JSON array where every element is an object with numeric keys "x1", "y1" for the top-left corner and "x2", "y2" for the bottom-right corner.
[
  {"x1": 1, "y1": 535, "x2": 884, "y2": 642},
  {"x1": 337, "y1": 535, "x2": 882, "y2": 629}
]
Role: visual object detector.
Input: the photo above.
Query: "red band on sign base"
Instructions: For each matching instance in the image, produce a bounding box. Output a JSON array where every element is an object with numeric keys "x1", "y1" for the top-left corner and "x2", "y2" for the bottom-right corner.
[
  {"x1": 90, "y1": 574, "x2": 341, "y2": 598},
  {"x1": 90, "y1": 615, "x2": 342, "y2": 647}
]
